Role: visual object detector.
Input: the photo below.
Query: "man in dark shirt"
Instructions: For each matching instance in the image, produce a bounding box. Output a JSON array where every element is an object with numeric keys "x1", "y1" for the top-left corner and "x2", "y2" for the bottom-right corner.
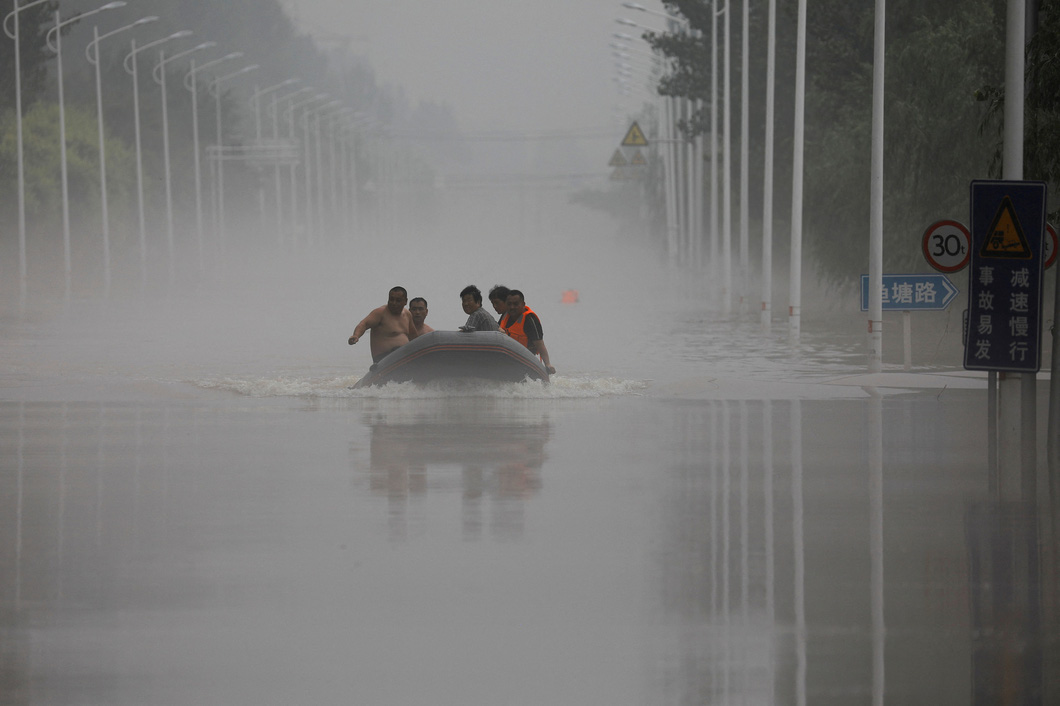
[
  {"x1": 459, "y1": 285, "x2": 499, "y2": 331},
  {"x1": 488, "y1": 284, "x2": 510, "y2": 324}
]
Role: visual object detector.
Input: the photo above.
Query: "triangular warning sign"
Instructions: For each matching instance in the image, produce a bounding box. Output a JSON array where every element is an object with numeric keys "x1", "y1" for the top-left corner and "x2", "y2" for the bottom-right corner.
[
  {"x1": 621, "y1": 121, "x2": 648, "y2": 147},
  {"x1": 609, "y1": 149, "x2": 628, "y2": 167},
  {"x1": 981, "y1": 195, "x2": 1032, "y2": 259},
  {"x1": 630, "y1": 149, "x2": 647, "y2": 166}
]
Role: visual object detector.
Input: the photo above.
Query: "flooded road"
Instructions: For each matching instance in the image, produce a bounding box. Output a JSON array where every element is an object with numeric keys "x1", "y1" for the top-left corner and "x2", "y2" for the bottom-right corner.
[{"x1": 1, "y1": 235, "x2": 1057, "y2": 704}]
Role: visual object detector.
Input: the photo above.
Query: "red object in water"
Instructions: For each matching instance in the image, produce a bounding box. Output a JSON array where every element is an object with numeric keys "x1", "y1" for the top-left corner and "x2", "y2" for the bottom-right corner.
[{"x1": 561, "y1": 289, "x2": 579, "y2": 304}]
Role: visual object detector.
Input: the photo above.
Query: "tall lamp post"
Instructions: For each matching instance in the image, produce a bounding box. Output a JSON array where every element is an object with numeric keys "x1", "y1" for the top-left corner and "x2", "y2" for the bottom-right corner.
[
  {"x1": 124, "y1": 29, "x2": 193, "y2": 288},
  {"x1": 311, "y1": 100, "x2": 343, "y2": 243},
  {"x1": 4, "y1": 0, "x2": 66, "y2": 300},
  {"x1": 284, "y1": 92, "x2": 329, "y2": 248},
  {"x1": 153, "y1": 40, "x2": 215, "y2": 283},
  {"x1": 209, "y1": 63, "x2": 258, "y2": 254},
  {"x1": 45, "y1": 1, "x2": 127, "y2": 299},
  {"x1": 271, "y1": 86, "x2": 314, "y2": 246},
  {"x1": 250, "y1": 78, "x2": 299, "y2": 241},
  {"x1": 86, "y1": 14, "x2": 158, "y2": 295},
  {"x1": 184, "y1": 51, "x2": 242, "y2": 276}
]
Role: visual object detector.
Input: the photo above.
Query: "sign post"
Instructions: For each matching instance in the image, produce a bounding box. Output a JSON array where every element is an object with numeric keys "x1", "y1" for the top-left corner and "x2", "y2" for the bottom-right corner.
[{"x1": 860, "y1": 273, "x2": 959, "y2": 370}]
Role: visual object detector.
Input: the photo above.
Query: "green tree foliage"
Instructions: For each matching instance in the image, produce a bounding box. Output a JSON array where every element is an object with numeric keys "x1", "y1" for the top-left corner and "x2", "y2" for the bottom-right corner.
[
  {"x1": 646, "y1": 0, "x2": 1012, "y2": 287},
  {"x1": 0, "y1": 0, "x2": 459, "y2": 248},
  {"x1": 0, "y1": 101, "x2": 136, "y2": 228},
  {"x1": 0, "y1": 1, "x2": 60, "y2": 111},
  {"x1": 979, "y1": 0, "x2": 1060, "y2": 222}
]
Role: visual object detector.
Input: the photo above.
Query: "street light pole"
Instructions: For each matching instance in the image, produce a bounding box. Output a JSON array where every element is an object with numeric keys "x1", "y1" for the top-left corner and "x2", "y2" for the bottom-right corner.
[
  {"x1": 46, "y1": 1, "x2": 127, "y2": 299},
  {"x1": 210, "y1": 63, "x2": 259, "y2": 255},
  {"x1": 761, "y1": 0, "x2": 777, "y2": 332},
  {"x1": 184, "y1": 51, "x2": 242, "y2": 276},
  {"x1": 790, "y1": 0, "x2": 807, "y2": 344},
  {"x1": 285, "y1": 93, "x2": 329, "y2": 248},
  {"x1": 153, "y1": 42, "x2": 215, "y2": 284},
  {"x1": 273, "y1": 86, "x2": 315, "y2": 247},
  {"x1": 250, "y1": 78, "x2": 299, "y2": 241},
  {"x1": 86, "y1": 15, "x2": 159, "y2": 296},
  {"x1": 4, "y1": 0, "x2": 57, "y2": 301},
  {"x1": 124, "y1": 30, "x2": 193, "y2": 289}
]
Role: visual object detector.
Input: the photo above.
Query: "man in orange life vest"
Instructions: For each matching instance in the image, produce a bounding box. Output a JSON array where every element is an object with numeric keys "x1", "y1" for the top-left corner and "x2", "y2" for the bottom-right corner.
[{"x1": 500, "y1": 289, "x2": 556, "y2": 375}]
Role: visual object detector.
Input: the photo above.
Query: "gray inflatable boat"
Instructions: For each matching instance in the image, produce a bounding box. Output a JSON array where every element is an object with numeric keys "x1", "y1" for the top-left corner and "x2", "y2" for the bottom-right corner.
[{"x1": 353, "y1": 330, "x2": 550, "y2": 388}]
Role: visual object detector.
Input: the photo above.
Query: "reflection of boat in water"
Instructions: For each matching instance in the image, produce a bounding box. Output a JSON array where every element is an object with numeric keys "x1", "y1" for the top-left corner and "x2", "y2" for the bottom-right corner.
[
  {"x1": 353, "y1": 330, "x2": 549, "y2": 388},
  {"x1": 356, "y1": 401, "x2": 553, "y2": 542}
]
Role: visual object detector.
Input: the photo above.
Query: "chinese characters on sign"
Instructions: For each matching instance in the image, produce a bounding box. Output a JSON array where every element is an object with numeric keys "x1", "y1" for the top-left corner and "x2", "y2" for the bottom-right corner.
[
  {"x1": 963, "y1": 181, "x2": 1047, "y2": 373},
  {"x1": 859, "y1": 274, "x2": 959, "y2": 312}
]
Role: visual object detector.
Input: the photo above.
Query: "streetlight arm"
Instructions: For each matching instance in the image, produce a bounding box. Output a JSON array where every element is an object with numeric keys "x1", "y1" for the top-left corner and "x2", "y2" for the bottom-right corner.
[
  {"x1": 3, "y1": 0, "x2": 53, "y2": 40},
  {"x1": 208, "y1": 64, "x2": 259, "y2": 97},
  {"x1": 124, "y1": 30, "x2": 192, "y2": 74},
  {"x1": 45, "y1": 1, "x2": 126, "y2": 52},
  {"x1": 183, "y1": 51, "x2": 243, "y2": 91},
  {"x1": 284, "y1": 92, "x2": 330, "y2": 117},
  {"x1": 86, "y1": 15, "x2": 158, "y2": 65},
  {"x1": 153, "y1": 41, "x2": 216, "y2": 83}
]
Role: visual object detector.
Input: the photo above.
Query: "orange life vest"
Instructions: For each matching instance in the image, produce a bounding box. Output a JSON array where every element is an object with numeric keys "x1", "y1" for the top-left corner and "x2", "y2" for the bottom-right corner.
[{"x1": 501, "y1": 305, "x2": 538, "y2": 349}]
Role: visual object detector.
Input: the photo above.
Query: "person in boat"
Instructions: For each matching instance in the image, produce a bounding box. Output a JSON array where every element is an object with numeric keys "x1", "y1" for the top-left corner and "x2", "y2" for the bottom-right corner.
[
  {"x1": 488, "y1": 284, "x2": 510, "y2": 324},
  {"x1": 501, "y1": 289, "x2": 556, "y2": 375},
  {"x1": 348, "y1": 286, "x2": 419, "y2": 363},
  {"x1": 409, "y1": 297, "x2": 434, "y2": 335},
  {"x1": 459, "y1": 285, "x2": 499, "y2": 332}
]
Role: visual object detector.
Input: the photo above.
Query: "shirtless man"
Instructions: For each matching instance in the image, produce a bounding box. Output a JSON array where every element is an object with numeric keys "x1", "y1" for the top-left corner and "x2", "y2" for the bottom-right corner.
[
  {"x1": 409, "y1": 297, "x2": 434, "y2": 336},
  {"x1": 348, "y1": 286, "x2": 419, "y2": 363}
]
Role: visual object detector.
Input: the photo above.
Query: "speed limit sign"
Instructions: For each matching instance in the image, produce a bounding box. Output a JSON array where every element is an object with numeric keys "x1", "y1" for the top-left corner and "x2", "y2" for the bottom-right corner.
[
  {"x1": 922, "y1": 220, "x2": 970, "y2": 273},
  {"x1": 1046, "y1": 223, "x2": 1057, "y2": 269}
]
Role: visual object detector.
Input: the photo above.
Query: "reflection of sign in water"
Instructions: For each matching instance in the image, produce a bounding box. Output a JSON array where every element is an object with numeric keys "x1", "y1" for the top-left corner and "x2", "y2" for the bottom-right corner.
[
  {"x1": 859, "y1": 273, "x2": 959, "y2": 311},
  {"x1": 358, "y1": 406, "x2": 552, "y2": 542},
  {"x1": 965, "y1": 502, "x2": 1042, "y2": 705}
]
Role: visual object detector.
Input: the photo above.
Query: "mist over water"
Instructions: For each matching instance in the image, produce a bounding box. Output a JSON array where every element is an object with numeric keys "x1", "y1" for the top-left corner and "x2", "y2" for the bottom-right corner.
[{"x1": 6, "y1": 163, "x2": 1053, "y2": 704}]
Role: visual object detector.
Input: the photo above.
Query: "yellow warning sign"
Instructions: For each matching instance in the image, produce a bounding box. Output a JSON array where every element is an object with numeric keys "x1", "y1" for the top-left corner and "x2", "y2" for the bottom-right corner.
[
  {"x1": 609, "y1": 149, "x2": 628, "y2": 167},
  {"x1": 630, "y1": 149, "x2": 647, "y2": 166},
  {"x1": 621, "y1": 121, "x2": 648, "y2": 147},
  {"x1": 981, "y1": 195, "x2": 1032, "y2": 259}
]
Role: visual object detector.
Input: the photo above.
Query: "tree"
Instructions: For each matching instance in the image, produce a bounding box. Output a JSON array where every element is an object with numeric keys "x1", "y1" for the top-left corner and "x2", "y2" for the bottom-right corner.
[
  {"x1": 0, "y1": 1, "x2": 60, "y2": 112},
  {"x1": 641, "y1": 0, "x2": 1009, "y2": 286}
]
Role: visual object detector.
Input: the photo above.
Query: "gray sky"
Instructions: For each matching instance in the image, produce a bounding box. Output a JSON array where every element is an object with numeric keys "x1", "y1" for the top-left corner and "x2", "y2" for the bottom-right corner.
[{"x1": 278, "y1": 0, "x2": 670, "y2": 135}]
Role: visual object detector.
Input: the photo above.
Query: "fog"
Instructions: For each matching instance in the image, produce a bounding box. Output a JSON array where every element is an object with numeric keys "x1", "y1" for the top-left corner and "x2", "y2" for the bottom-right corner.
[{"x1": 2, "y1": 0, "x2": 1058, "y2": 703}]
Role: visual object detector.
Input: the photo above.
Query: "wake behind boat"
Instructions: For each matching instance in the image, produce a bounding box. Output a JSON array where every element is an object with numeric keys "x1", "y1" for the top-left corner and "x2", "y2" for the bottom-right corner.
[{"x1": 352, "y1": 330, "x2": 550, "y2": 388}]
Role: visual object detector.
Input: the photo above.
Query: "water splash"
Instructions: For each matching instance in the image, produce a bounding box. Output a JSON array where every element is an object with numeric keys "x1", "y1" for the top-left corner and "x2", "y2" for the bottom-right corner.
[{"x1": 194, "y1": 374, "x2": 648, "y2": 399}]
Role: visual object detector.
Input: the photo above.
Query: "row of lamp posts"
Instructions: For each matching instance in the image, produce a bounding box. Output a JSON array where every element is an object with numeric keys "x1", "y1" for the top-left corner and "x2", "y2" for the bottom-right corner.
[
  {"x1": 612, "y1": 1, "x2": 804, "y2": 343},
  {"x1": 4, "y1": 0, "x2": 376, "y2": 300}
]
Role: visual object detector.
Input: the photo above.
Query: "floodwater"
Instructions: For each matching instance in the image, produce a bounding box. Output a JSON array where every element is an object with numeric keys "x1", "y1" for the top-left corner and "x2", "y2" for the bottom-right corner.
[{"x1": 1, "y1": 212, "x2": 1057, "y2": 704}]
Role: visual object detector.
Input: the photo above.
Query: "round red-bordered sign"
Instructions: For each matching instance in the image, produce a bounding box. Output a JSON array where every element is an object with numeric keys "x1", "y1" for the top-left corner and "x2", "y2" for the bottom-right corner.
[
  {"x1": 922, "y1": 220, "x2": 970, "y2": 273},
  {"x1": 1046, "y1": 223, "x2": 1057, "y2": 270}
]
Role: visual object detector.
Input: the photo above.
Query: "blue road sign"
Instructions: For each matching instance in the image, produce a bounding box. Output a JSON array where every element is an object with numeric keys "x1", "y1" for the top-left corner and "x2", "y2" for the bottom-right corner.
[
  {"x1": 860, "y1": 273, "x2": 959, "y2": 311},
  {"x1": 964, "y1": 180, "x2": 1047, "y2": 373}
]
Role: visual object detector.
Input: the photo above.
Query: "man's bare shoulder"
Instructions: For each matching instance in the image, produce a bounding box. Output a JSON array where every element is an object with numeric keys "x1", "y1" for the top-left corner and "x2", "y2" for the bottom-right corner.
[{"x1": 362, "y1": 305, "x2": 388, "y2": 323}]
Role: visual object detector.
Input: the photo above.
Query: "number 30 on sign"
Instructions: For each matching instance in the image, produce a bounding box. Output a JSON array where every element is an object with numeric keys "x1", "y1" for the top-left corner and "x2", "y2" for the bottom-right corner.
[{"x1": 921, "y1": 220, "x2": 970, "y2": 273}]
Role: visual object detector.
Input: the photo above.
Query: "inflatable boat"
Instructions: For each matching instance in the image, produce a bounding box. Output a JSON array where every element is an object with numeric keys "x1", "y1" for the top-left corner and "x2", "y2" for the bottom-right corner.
[{"x1": 352, "y1": 330, "x2": 550, "y2": 388}]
